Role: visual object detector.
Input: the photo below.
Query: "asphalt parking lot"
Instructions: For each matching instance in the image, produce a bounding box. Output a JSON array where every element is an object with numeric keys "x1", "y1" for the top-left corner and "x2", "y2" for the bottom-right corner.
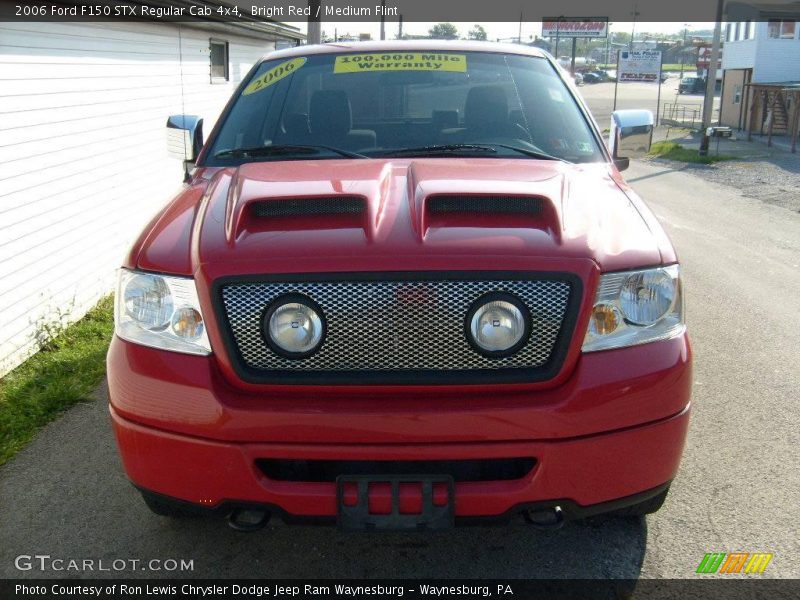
[
  {"x1": 577, "y1": 76, "x2": 718, "y2": 129},
  {"x1": 1, "y1": 157, "x2": 798, "y2": 583}
]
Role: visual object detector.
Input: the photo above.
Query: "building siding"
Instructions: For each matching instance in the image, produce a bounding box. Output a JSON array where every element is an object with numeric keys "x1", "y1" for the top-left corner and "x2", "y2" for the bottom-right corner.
[
  {"x1": 722, "y1": 21, "x2": 800, "y2": 83},
  {"x1": 0, "y1": 21, "x2": 275, "y2": 376},
  {"x1": 752, "y1": 38, "x2": 800, "y2": 83},
  {"x1": 721, "y1": 38, "x2": 757, "y2": 71}
]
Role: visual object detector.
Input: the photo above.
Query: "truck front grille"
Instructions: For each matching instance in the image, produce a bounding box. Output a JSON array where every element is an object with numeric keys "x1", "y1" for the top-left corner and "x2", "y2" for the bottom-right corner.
[{"x1": 216, "y1": 273, "x2": 578, "y2": 384}]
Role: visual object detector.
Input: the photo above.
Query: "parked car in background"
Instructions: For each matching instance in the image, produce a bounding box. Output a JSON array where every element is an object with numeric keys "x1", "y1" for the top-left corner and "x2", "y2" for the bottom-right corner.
[
  {"x1": 109, "y1": 41, "x2": 690, "y2": 533},
  {"x1": 594, "y1": 69, "x2": 612, "y2": 81},
  {"x1": 582, "y1": 72, "x2": 601, "y2": 84},
  {"x1": 679, "y1": 76, "x2": 705, "y2": 94}
]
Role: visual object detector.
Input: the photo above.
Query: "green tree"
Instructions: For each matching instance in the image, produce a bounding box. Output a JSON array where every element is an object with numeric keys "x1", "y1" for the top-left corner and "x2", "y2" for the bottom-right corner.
[
  {"x1": 613, "y1": 32, "x2": 631, "y2": 45},
  {"x1": 428, "y1": 23, "x2": 459, "y2": 40},
  {"x1": 468, "y1": 24, "x2": 487, "y2": 41}
]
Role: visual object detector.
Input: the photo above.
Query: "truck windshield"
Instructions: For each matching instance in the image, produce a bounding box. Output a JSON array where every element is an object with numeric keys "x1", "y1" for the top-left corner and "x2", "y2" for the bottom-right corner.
[{"x1": 206, "y1": 51, "x2": 604, "y2": 165}]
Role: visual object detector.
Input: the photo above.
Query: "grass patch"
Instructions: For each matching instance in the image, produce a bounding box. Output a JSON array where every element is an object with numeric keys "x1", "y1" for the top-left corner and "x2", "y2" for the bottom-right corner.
[
  {"x1": 649, "y1": 141, "x2": 735, "y2": 164},
  {"x1": 0, "y1": 297, "x2": 114, "y2": 466}
]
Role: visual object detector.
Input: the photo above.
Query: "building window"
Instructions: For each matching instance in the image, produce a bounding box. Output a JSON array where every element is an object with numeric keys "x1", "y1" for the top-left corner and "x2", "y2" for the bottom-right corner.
[
  {"x1": 210, "y1": 39, "x2": 229, "y2": 82},
  {"x1": 734, "y1": 22, "x2": 741, "y2": 40},
  {"x1": 733, "y1": 85, "x2": 742, "y2": 105},
  {"x1": 768, "y1": 20, "x2": 796, "y2": 39},
  {"x1": 744, "y1": 21, "x2": 752, "y2": 39},
  {"x1": 725, "y1": 23, "x2": 733, "y2": 42}
]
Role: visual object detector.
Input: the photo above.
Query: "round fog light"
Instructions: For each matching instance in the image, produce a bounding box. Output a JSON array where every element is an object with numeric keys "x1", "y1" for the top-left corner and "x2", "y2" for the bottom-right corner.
[
  {"x1": 264, "y1": 295, "x2": 325, "y2": 359},
  {"x1": 466, "y1": 294, "x2": 531, "y2": 358}
]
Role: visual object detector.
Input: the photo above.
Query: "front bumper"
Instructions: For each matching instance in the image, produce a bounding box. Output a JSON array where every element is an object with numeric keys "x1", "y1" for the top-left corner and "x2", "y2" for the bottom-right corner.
[
  {"x1": 111, "y1": 404, "x2": 688, "y2": 518},
  {"x1": 108, "y1": 333, "x2": 691, "y2": 518}
]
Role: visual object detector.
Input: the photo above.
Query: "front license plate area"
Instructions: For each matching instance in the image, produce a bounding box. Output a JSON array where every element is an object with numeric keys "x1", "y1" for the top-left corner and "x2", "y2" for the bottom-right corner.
[{"x1": 336, "y1": 475, "x2": 455, "y2": 531}]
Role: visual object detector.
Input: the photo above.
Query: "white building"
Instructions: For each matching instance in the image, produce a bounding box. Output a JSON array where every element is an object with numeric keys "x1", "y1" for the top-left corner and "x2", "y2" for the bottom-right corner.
[
  {"x1": 0, "y1": 16, "x2": 303, "y2": 376},
  {"x1": 719, "y1": 18, "x2": 800, "y2": 137}
]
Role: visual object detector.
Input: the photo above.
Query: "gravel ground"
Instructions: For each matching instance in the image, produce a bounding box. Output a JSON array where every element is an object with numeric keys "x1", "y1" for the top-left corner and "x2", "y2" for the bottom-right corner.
[{"x1": 644, "y1": 130, "x2": 800, "y2": 213}]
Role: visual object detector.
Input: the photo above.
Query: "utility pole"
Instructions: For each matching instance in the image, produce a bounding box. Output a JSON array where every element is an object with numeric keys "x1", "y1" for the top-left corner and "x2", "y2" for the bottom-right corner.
[
  {"x1": 570, "y1": 37, "x2": 577, "y2": 75},
  {"x1": 680, "y1": 24, "x2": 689, "y2": 80},
  {"x1": 518, "y1": 11, "x2": 523, "y2": 44},
  {"x1": 630, "y1": 5, "x2": 640, "y2": 51},
  {"x1": 307, "y1": 0, "x2": 321, "y2": 44},
  {"x1": 380, "y1": 0, "x2": 386, "y2": 40},
  {"x1": 699, "y1": 0, "x2": 724, "y2": 155},
  {"x1": 555, "y1": 17, "x2": 561, "y2": 59}
]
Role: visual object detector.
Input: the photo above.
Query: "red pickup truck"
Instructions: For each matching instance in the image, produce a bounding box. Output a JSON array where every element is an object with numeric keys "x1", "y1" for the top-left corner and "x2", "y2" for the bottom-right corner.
[{"x1": 108, "y1": 41, "x2": 690, "y2": 532}]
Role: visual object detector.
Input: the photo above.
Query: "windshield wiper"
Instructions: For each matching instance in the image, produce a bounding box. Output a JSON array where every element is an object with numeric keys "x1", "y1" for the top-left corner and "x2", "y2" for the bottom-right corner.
[
  {"x1": 377, "y1": 144, "x2": 498, "y2": 157},
  {"x1": 214, "y1": 144, "x2": 369, "y2": 160},
  {"x1": 482, "y1": 143, "x2": 571, "y2": 163},
  {"x1": 377, "y1": 143, "x2": 570, "y2": 162}
]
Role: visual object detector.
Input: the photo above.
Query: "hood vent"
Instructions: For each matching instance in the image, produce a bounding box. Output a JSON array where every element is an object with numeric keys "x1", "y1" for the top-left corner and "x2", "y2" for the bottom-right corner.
[
  {"x1": 427, "y1": 195, "x2": 543, "y2": 215},
  {"x1": 251, "y1": 196, "x2": 365, "y2": 218}
]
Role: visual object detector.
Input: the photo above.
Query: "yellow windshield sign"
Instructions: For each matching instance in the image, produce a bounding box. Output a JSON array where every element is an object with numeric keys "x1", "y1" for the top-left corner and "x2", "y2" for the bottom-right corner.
[
  {"x1": 243, "y1": 57, "x2": 306, "y2": 96},
  {"x1": 333, "y1": 53, "x2": 467, "y2": 74}
]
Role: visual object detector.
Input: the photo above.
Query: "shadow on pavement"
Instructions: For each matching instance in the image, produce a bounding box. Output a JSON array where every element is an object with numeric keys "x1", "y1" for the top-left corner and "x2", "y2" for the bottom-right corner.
[{"x1": 625, "y1": 165, "x2": 690, "y2": 183}]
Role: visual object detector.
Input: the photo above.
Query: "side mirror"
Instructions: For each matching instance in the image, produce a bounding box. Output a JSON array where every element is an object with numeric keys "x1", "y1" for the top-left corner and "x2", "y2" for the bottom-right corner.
[
  {"x1": 166, "y1": 115, "x2": 203, "y2": 181},
  {"x1": 609, "y1": 109, "x2": 653, "y2": 171}
]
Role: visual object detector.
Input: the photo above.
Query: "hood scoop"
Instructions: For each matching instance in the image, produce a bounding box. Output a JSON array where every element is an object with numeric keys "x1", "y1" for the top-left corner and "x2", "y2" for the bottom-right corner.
[
  {"x1": 421, "y1": 193, "x2": 560, "y2": 240},
  {"x1": 234, "y1": 195, "x2": 369, "y2": 238},
  {"x1": 251, "y1": 196, "x2": 365, "y2": 218},
  {"x1": 427, "y1": 194, "x2": 543, "y2": 216}
]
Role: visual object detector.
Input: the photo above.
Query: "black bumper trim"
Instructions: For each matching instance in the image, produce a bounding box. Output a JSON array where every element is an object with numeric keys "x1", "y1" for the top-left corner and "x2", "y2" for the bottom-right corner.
[{"x1": 135, "y1": 481, "x2": 671, "y2": 526}]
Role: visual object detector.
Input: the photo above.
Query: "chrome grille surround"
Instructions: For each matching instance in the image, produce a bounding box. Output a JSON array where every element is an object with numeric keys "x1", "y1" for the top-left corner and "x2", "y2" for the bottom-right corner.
[{"x1": 217, "y1": 273, "x2": 578, "y2": 384}]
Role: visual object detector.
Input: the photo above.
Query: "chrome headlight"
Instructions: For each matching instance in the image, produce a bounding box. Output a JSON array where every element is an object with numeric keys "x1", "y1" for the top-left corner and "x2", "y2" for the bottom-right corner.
[
  {"x1": 263, "y1": 295, "x2": 325, "y2": 359},
  {"x1": 115, "y1": 269, "x2": 211, "y2": 355},
  {"x1": 466, "y1": 294, "x2": 531, "y2": 358},
  {"x1": 582, "y1": 265, "x2": 684, "y2": 352}
]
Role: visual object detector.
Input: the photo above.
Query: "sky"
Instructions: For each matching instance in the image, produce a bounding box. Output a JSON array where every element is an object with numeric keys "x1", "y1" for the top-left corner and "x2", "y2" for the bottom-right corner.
[{"x1": 285, "y1": 21, "x2": 716, "y2": 41}]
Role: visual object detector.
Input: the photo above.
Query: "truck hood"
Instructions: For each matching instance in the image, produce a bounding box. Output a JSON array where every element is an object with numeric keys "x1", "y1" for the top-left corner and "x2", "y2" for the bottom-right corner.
[{"x1": 135, "y1": 158, "x2": 666, "y2": 277}]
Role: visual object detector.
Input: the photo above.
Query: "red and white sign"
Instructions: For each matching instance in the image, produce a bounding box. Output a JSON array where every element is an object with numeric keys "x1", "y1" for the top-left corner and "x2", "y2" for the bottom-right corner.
[
  {"x1": 696, "y1": 44, "x2": 722, "y2": 69},
  {"x1": 542, "y1": 18, "x2": 608, "y2": 39}
]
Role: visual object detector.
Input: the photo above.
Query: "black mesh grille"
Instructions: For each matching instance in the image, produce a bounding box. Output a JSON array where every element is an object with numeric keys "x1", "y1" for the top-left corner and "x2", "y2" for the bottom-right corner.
[
  {"x1": 213, "y1": 271, "x2": 582, "y2": 385},
  {"x1": 427, "y1": 195, "x2": 543, "y2": 215},
  {"x1": 220, "y1": 278, "x2": 571, "y2": 372},
  {"x1": 251, "y1": 196, "x2": 364, "y2": 218}
]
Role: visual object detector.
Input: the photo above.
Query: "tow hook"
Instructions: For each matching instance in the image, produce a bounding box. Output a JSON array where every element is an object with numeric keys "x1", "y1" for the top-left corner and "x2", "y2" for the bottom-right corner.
[
  {"x1": 522, "y1": 506, "x2": 565, "y2": 530},
  {"x1": 227, "y1": 508, "x2": 270, "y2": 532}
]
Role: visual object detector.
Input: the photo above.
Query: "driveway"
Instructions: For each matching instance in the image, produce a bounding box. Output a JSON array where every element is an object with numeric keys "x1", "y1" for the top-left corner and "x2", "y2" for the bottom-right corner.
[
  {"x1": 1, "y1": 161, "x2": 798, "y2": 582},
  {"x1": 578, "y1": 78, "x2": 719, "y2": 129}
]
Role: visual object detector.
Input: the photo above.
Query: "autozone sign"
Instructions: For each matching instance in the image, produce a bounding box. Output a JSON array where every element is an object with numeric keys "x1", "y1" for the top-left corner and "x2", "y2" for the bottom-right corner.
[{"x1": 542, "y1": 18, "x2": 608, "y2": 38}]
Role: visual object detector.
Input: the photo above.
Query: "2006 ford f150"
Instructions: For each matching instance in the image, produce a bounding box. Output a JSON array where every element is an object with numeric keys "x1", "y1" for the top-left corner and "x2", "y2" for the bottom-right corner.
[{"x1": 108, "y1": 41, "x2": 691, "y2": 532}]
